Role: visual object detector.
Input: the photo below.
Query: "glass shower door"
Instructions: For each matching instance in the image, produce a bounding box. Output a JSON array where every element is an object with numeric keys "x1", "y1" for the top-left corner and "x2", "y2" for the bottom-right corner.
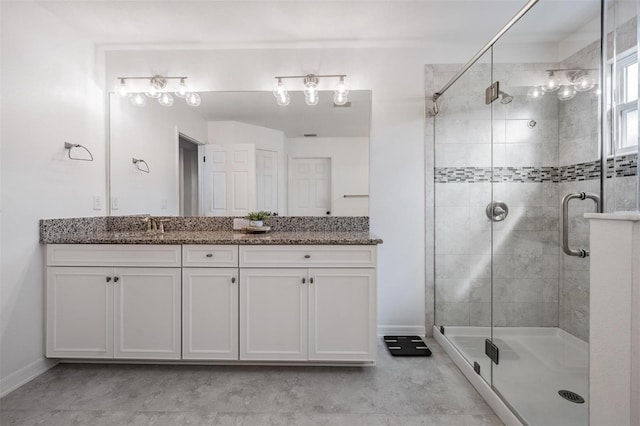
[
  {"x1": 433, "y1": 51, "x2": 493, "y2": 385},
  {"x1": 488, "y1": 6, "x2": 599, "y2": 423}
]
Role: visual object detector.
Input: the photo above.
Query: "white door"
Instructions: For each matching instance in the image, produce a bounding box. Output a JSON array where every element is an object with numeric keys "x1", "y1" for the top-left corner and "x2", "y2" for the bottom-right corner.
[
  {"x1": 182, "y1": 268, "x2": 239, "y2": 360},
  {"x1": 289, "y1": 158, "x2": 331, "y2": 216},
  {"x1": 240, "y1": 268, "x2": 308, "y2": 360},
  {"x1": 46, "y1": 267, "x2": 114, "y2": 358},
  {"x1": 201, "y1": 144, "x2": 256, "y2": 216},
  {"x1": 114, "y1": 267, "x2": 181, "y2": 359},
  {"x1": 308, "y1": 268, "x2": 377, "y2": 361},
  {"x1": 256, "y1": 149, "x2": 278, "y2": 214}
]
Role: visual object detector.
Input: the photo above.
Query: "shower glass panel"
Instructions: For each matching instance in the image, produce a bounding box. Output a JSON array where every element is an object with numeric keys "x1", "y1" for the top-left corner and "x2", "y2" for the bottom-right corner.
[
  {"x1": 433, "y1": 52, "x2": 492, "y2": 384},
  {"x1": 488, "y1": 4, "x2": 600, "y2": 424}
]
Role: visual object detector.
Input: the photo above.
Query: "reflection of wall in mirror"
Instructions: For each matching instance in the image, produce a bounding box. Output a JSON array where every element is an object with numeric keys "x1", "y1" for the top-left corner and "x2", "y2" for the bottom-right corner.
[{"x1": 110, "y1": 94, "x2": 207, "y2": 216}]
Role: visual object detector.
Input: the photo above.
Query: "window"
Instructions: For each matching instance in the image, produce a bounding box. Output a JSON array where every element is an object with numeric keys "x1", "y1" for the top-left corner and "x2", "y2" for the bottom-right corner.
[{"x1": 615, "y1": 53, "x2": 638, "y2": 154}]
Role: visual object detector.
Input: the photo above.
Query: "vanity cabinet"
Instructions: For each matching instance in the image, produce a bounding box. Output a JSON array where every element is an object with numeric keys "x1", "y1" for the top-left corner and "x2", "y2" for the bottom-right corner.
[
  {"x1": 46, "y1": 245, "x2": 182, "y2": 360},
  {"x1": 239, "y1": 245, "x2": 377, "y2": 362},
  {"x1": 182, "y1": 245, "x2": 239, "y2": 360}
]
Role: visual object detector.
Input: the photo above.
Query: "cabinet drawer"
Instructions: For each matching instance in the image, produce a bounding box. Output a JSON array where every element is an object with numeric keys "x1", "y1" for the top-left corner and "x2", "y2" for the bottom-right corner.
[
  {"x1": 239, "y1": 245, "x2": 376, "y2": 268},
  {"x1": 183, "y1": 245, "x2": 238, "y2": 267},
  {"x1": 46, "y1": 244, "x2": 181, "y2": 267}
]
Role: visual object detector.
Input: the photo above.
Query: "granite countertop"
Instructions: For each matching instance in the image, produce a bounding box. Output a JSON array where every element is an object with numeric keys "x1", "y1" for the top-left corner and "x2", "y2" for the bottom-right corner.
[{"x1": 41, "y1": 230, "x2": 383, "y2": 245}]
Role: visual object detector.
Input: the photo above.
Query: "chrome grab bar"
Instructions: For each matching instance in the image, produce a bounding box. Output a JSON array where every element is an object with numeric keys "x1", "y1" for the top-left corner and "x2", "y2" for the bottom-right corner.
[{"x1": 561, "y1": 192, "x2": 601, "y2": 257}]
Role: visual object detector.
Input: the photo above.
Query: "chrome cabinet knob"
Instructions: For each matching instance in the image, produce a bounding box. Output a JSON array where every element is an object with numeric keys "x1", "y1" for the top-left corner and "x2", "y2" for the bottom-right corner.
[{"x1": 206, "y1": 253, "x2": 213, "y2": 258}]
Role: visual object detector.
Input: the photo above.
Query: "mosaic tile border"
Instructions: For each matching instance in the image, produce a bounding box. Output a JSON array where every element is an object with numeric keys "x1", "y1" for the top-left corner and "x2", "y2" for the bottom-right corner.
[{"x1": 435, "y1": 153, "x2": 637, "y2": 183}]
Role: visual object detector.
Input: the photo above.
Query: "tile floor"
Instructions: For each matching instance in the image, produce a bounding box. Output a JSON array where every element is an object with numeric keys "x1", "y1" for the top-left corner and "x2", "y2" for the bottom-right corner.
[{"x1": 0, "y1": 338, "x2": 502, "y2": 426}]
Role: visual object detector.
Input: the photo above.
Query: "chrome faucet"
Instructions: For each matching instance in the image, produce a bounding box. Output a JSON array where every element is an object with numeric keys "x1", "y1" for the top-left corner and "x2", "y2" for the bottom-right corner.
[
  {"x1": 142, "y1": 217, "x2": 158, "y2": 232},
  {"x1": 158, "y1": 219, "x2": 170, "y2": 234}
]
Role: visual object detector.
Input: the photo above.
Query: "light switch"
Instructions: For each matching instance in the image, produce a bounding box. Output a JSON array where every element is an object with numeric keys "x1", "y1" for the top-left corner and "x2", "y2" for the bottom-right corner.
[
  {"x1": 93, "y1": 195, "x2": 102, "y2": 210},
  {"x1": 111, "y1": 197, "x2": 119, "y2": 210}
]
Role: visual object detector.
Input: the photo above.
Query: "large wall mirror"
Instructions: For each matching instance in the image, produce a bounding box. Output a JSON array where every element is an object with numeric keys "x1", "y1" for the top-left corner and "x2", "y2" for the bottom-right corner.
[{"x1": 109, "y1": 90, "x2": 371, "y2": 217}]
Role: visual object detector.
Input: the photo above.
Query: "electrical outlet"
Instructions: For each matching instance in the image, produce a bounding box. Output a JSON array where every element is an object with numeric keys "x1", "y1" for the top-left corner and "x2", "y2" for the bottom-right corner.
[
  {"x1": 233, "y1": 218, "x2": 250, "y2": 230},
  {"x1": 93, "y1": 195, "x2": 102, "y2": 210},
  {"x1": 111, "y1": 197, "x2": 119, "y2": 210}
]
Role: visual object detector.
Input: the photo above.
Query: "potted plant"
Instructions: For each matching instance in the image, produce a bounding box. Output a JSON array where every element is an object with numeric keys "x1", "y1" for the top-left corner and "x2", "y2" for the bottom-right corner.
[{"x1": 246, "y1": 211, "x2": 270, "y2": 227}]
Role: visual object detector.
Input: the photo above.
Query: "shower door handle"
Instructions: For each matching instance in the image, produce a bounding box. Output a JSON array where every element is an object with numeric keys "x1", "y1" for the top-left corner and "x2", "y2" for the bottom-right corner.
[{"x1": 561, "y1": 192, "x2": 601, "y2": 257}]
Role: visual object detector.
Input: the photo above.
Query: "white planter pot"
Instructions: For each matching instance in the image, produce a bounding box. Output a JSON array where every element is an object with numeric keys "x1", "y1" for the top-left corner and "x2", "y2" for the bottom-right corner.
[{"x1": 249, "y1": 220, "x2": 263, "y2": 227}]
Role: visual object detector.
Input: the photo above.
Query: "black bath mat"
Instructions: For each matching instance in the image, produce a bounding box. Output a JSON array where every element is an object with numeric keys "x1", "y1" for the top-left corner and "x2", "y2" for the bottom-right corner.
[{"x1": 383, "y1": 335, "x2": 432, "y2": 357}]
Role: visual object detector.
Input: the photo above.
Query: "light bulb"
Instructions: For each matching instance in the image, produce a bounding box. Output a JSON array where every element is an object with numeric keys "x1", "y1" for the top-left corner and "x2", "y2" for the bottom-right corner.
[
  {"x1": 333, "y1": 76, "x2": 349, "y2": 105},
  {"x1": 146, "y1": 79, "x2": 161, "y2": 98},
  {"x1": 117, "y1": 79, "x2": 128, "y2": 97},
  {"x1": 273, "y1": 78, "x2": 288, "y2": 99},
  {"x1": 130, "y1": 93, "x2": 147, "y2": 107},
  {"x1": 574, "y1": 74, "x2": 595, "y2": 92},
  {"x1": 527, "y1": 86, "x2": 544, "y2": 99},
  {"x1": 175, "y1": 78, "x2": 187, "y2": 98},
  {"x1": 305, "y1": 91, "x2": 319, "y2": 106},
  {"x1": 557, "y1": 85, "x2": 577, "y2": 101},
  {"x1": 303, "y1": 75, "x2": 319, "y2": 106},
  {"x1": 276, "y1": 92, "x2": 290, "y2": 106},
  {"x1": 185, "y1": 92, "x2": 201, "y2": 107},
  {"x1": 334, "y1": 91, "x2": 348, "y2": 105},
  {"x1": 158, "y1": 92, "x2": 174, "y2": 107},
  {"x1": 541, "y1": 72, "x2": 561, "y2": 93}
]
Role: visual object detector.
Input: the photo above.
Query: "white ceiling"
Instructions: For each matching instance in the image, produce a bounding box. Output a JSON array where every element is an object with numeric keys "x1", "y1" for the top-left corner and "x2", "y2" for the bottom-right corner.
[{"x1": 35, "y1": 0, "x2": 601, "y2": 48}]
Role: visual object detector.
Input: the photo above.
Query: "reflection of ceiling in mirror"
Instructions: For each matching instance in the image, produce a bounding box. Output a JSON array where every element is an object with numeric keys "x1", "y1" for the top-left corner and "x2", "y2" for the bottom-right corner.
[{"x1": 189, "y1": 91, "x2": 371, "y2": 138}]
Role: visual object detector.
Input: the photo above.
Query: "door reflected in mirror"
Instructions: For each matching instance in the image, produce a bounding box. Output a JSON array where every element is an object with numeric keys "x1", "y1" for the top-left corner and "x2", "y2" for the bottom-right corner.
[{"x1": 109, "y1": 90, "x2": 371, "y2": 217}]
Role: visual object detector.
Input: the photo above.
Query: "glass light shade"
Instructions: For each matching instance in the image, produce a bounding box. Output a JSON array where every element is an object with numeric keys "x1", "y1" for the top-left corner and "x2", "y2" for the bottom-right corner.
[
  {"x1": 557, "y1": 85, "x2": 577, "y2": 101},
  {"x1": 333, "y1": 91, "x2": 348, "y2": 105},
  {"x1": 276, "y1": 92, "x2": 290, "y2": 106},
  {"x1": 185, "y1": 92, "x2": 201, "y2": 107},
  {"x1": 335, "y1": 77, "x2": 349, "y2": 96},
  {"x1": 574, "y1": 75, "x2": 595, "y2": 92},
  {"x1": 527, "y1": 86, "x2": 544, "y2": 99},
  {"x1": 175, "y1": 79, "x2": 187, "y2": 98},
  {"x1": 158, "y1": 92, "x2": 174, "y2": 107},
  {"x1": 272, "y1": 79, "x2": 288, "y2": 100},
  {"x1": 145, "y1": 81, "x2": 161, "y2": 98},
  {"x1": 305, "y1": 92, "x2": 319, "y2": 106},
  {"x1": 117, "y1": 79, "x2": 128, "y2": 97},
  {"x1": 541, "y1": 72, "x2": 561, "y2": 93},
  {"x1": 130, "y1": 93, "x2": 147, "y2": 107}
]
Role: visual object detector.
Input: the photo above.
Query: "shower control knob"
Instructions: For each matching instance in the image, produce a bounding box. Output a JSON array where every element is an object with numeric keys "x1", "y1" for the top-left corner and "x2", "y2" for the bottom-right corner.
[{"x1": 486, "y1": 201, "x2": 509, "y2": 222}]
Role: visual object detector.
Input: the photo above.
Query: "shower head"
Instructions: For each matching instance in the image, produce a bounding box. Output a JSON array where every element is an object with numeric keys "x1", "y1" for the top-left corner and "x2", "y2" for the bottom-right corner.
[{"x1": 499, "y1": 91, "x2": 514, "y2": 104}]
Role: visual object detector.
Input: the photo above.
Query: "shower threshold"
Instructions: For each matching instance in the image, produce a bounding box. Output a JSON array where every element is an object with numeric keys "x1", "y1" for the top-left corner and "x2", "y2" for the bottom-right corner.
[{"x1": 434, "y1": 326, "x2": 588, "y2": 426}]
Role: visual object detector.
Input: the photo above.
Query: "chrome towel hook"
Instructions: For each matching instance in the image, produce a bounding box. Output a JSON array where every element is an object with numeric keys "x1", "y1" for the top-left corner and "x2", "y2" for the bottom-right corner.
[
  {"x1": 132, "y1": 158, "x2": 150, "y2": 173},
  {"x1": 64, "y1": 142, "x2": 94, "y2": 161}
]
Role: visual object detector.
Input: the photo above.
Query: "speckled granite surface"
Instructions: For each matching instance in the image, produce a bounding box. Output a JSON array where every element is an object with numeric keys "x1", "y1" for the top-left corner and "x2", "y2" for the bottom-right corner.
[
  {"x1": 40, "y1": 230, "x2": 382, "y2": 245},
  {"x1": 40, "y1": 216, "x2": 381, "y2": 245}
]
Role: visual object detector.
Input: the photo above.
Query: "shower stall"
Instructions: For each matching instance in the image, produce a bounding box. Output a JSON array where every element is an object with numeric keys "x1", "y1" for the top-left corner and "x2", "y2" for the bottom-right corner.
[{"x1": 430, "y1": 0, "x2": 639, "y2": 424}]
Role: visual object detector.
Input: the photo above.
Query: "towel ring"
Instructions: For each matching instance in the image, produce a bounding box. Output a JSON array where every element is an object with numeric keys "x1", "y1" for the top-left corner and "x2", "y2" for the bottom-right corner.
[
  {"x1": 132, "y1": 158, "x2": 150, "y2": 173},
  {"x1": 64, "y1": 142, "x2": 94, "y2": 162}
]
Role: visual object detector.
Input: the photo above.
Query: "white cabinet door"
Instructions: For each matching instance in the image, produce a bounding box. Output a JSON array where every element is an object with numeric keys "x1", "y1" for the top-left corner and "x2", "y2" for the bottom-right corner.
[
  {"x1": 202, "y1": 144, "x2": 256, "y2": 216},
  {"x1": 183, "y1": 268, "x2": 239, "y2": 360},
  {"x1": 308, "y1": 268, "x2": 377, "y2": 361},
  {"x1": 114, "y1": 268, "x2": 181, "y2": 359},
  {"x1": 46, "y1": 267, "x2": 114, "y2": 358},
  {"x1": 240, "y1": 268, "x2": 308, "y2": 360}
]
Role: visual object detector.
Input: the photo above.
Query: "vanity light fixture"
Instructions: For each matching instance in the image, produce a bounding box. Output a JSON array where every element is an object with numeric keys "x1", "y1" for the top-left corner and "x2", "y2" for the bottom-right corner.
[
  {"x1": 116, "y1": 75, "x2": 200, "y2": 107},
  {"x1": 527, "y1": 68, "x2": 599, "y2": 101},
  {"x1": 272, "y1": 74, "x2": 349, "y2": 106}
]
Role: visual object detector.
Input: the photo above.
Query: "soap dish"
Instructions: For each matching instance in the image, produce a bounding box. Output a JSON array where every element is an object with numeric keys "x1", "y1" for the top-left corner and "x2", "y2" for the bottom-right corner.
[{"x1": 243, "y1": 226, "x2": 271, "y2": 234}]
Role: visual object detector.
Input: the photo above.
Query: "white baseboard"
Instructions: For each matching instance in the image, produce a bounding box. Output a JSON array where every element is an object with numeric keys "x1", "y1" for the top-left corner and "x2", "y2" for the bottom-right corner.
[
  {"x1": 0, "y1": 357, "x2": 58, "y2": 398},
  {"x1": 377, "y1": 325, "x2": 426, "y2": 337}
]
